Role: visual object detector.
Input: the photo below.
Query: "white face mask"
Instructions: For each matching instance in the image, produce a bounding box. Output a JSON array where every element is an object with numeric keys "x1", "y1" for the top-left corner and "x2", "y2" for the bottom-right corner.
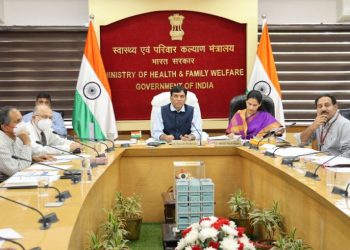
[
  {"x1": 13, "y1": 122, "x2": 28, "y2": 136},
  {"x1": 37, "y1": 119, "x2": 52, "y2": 131}
]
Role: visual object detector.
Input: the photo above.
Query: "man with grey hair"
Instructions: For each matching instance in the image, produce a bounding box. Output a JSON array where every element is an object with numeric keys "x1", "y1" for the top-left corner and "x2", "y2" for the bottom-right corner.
[
  {"x1": 27, "y1": 104, "x2": 81, "y2": 155},
  {"x1": 0, "y1": 106, "x2": 51, "y2": 179}
]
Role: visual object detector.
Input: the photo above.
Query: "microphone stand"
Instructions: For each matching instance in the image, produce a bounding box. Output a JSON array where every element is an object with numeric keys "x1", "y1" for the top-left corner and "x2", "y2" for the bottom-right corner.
[
  {"x1": 0, "y1": 195, "x2": 58, "y2": 230},
  {"x1": 191, "y1": 122, "x2": 202, "y2": 146},
  {"x1": 305, "y1": 148, "x2": 350, "y2": 180},
  {"x1": 67, "y1": 136, "x2": 106, "y2": 158},
  {"x1": 1, "y1": 186, "x2": 71, "y2": 202}
]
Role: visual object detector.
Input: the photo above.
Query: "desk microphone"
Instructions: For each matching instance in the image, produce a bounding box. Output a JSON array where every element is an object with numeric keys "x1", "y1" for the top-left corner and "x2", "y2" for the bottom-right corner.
[
  {"x1": 254, "y1": 125, "x2": 289, "y2": 150},
  {"x1": 191, "y1": 122, "x2": 202, "y2": 146},
  {"x1": 36, "y1": 140, "x2": 85, "y2": 159},
  {"x1": 305, "y1": 148, "x2": 350, "y2": 180},
  {"x1": 66, "y1": 135, "x2": 106, "y2": 158},
  {"x1": 0, "y1": 195, "x2": 58, "y2": 230},
  {"x1": 12, "y1": 155, "x2": 80, "y2": 184},
  {"x1": 262, "y1": 122, "x2": 297, "y2": 139},
  {"x1": 1, "y1": 186, "x2": 71, "y2": 202},
  {"x1": 281, "y1": 150, "x2": 320, "y2": 168},
  {"x1": 80, "y1": 137, "x2": 114, "y2": 153},
  {"x1": 332, "y1": 182, "x2": 350, "y2": 197}
]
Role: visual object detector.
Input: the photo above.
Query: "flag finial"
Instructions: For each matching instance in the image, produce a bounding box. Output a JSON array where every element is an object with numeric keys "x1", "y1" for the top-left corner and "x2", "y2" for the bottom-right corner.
[
  {"x1": 89, "y1": 14, "x2": 95, "y2": 21},
  {"x1": 261, "y1": 15, "x2": 267, "y2": 21}
]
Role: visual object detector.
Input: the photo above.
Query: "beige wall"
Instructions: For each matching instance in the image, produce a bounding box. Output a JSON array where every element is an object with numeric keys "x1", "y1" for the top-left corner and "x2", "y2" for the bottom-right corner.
[{"x1": 88, "y1": 0, "x2": 258, "y2": 131}]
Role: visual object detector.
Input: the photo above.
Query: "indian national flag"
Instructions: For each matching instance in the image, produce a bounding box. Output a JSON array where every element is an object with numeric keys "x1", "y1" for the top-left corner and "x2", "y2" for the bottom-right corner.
[
  {"x1": 73, "y1": 21, "x2": 118, "y2": 140},
  {"x1": 248, "y1": 19, "x2": 285, "y2": 126}
]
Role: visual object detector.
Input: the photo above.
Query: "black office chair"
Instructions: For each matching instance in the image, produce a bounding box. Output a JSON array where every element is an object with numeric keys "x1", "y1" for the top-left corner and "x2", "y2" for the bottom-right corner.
[
  {"x1": 228, "y1": 94, "x2": 275, "y2": 121},
  {"x1": 339, "y1": 109, "x2": 350, "y2": 121}
]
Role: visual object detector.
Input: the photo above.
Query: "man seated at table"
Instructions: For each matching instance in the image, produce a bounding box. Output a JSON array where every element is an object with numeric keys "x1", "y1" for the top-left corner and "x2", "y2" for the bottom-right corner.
[
  {"x1": 0, "y1": 106, "x2": 52, "y2": 179},
  {"x1": 23, "y1": 92, "x2": 67, "y2": 136},
  {"x1": 27, "y1": 104, "x2": 82, "y2": 155},
  {"x1": 295, "y1": 94, "x2": 350, "y2": 157},
  {"x1": 151, "y1": 85, "x2": 202, "y2": 143}
]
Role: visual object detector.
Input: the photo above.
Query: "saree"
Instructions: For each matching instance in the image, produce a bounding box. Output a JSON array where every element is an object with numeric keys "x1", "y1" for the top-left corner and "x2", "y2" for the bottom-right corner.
[{"x1": 226, "y1": 109, "x2": 281, "y2": 139}]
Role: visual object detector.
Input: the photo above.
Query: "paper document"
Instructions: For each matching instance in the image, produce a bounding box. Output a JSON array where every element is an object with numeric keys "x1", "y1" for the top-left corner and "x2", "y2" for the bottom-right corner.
[
  {"x1": 0, "y1": 228, "x2": 23, "y2": 239},
  {"x1": 2, "y1": 171, "x2": 60, "y2": 188},
  {"x1": 326, "y1": 167, "x2": 350, "y2": 173},
  {"x1": 266, "y1": 147, "x2": 318, "y2": 157},
  {"x1": 28, "y1": 164, "x2": 73, "y2": 171},
  {"x1": 312, "y1": 156, "x2": 350, "y2": 167},
  {"x1": 208, "y1": 135, "x2": 230, "y2": 140},
  {"x1": 53, "y1": 154, "x2": 84, "y2": 160}
]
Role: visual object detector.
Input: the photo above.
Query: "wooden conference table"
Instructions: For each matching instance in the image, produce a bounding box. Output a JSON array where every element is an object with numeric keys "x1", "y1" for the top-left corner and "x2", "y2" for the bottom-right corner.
[{"x1": 0, "y1": 144, "x2": 349, "y2": 249}]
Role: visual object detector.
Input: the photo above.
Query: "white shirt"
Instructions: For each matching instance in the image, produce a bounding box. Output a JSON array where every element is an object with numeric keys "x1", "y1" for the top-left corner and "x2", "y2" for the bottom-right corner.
[
  {"x1": 151, "y1": 104, "x2": 202, "y2": 140},
  {"x1": 0, "y1": 130, "x2": 32, "y2": 177},
  {"x1": 295, "y1": 112, "x2": 350, "y2": 157},
  {"x1": 26, "y1": 122, "x2": 72, "y2": 155}
]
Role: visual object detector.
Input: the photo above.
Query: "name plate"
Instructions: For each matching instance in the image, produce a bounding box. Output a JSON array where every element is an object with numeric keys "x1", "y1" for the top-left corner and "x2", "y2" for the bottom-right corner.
[
  {"x1": 170, "y1": 140, "x2": 198, "y2": 146},
  {"x1": 213, "y1": 139, "x2": 242, "y2": 147}
]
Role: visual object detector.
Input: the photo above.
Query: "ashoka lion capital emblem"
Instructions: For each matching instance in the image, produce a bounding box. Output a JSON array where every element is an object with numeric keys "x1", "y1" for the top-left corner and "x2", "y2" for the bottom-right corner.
[{"x1": 168, "y1": 14, "x2": 185, "y2": 41}]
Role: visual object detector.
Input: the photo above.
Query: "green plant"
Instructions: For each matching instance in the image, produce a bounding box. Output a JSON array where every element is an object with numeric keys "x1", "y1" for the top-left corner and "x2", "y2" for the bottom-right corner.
[
  {"x1": 87, "y1": 210, "x2": 129, "y2": 250},
  {"x1": 228, "y1": 189, "x2": 254, "y2": 219},
  {"x1": 102, "y1": 210, "x2": 129, "y2": 250},
  {"x1": 86, "y1": 232, "x2": 104, "y2": 250},
  {"x1": 249, "y1": 201, "x2": 284, "y2": 240},
  {"x1": 113, "y1": 192, "x2": 142, "y2": 219},
  {"x1": 271, "y1": 228, "x2": 311, "y2": 250}
]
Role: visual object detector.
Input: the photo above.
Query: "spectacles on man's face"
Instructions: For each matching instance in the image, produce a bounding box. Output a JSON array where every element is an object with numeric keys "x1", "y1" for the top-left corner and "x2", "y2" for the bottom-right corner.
[{"x1": 35, "y1": 115, "x2": 53, "y2": 120}]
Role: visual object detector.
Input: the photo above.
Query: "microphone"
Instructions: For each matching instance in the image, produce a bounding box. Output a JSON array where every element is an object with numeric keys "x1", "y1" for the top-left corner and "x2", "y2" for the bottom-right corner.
[
  {"x1": 191, "y1": 122, "x2": 202, "y2": 146},
  {"x1": 332, "y1": 182, "x2": 350, "y2": 197},
  {"x1": 0, "y1": 195, "x2": 58, "y2": 230},
  {"x1": 1, "y1": 186, "x2": 71, "y2": 202},
  {"x1": 281, "y1": 150, "x2": 320, "y2": 168},
  {"x1": 35, "y1": 141, "x2": 85, "y2": 159},
  {"x1": 66, "y1": 135, "x2": 106, "y2": 158},
  {"x1": 263, "y1": 122, "x2": 297, "y2": 139},
  {"x1": 305, "y1": 148, "x2": 350, "y2": 180},
  {"x1": 12, "y1": 155, "x2": 80, "y2": 184}
]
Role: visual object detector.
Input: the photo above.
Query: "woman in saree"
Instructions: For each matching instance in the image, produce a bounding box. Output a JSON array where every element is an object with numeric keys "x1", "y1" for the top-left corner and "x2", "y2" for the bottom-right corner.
[{"x1": 226, "y1": 90, "x2": 282, "y2": 139}]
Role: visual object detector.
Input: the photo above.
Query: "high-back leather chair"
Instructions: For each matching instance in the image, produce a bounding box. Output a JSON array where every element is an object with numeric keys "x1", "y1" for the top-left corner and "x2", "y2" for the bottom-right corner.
[
  {"x1": 228, "y1": 94, "x2": 275, "y2": 121},
  {"x1": 340, "y1": 109, "x2": 350, "y2": 120}
]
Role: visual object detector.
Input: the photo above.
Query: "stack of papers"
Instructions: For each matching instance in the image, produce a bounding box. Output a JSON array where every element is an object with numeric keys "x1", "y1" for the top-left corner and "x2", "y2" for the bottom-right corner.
[
  {"x1": 2, "y1": 171, "x2": 60, "y2": 188},
  {"x1": 265, "y1": 147, "x2": 318, "y2": 157},
  {"x1": 0, "y1": 228, "x2": 22, "y2": 247},
  {"x1": 307, "y1": 155, "x2": 350, "y2": 167}
]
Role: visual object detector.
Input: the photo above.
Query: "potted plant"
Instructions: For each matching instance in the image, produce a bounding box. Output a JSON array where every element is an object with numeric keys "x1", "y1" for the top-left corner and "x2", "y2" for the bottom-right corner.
[
  {"x1": 249, "y1": 201, "x2": 284, "y2": 250},
  {"x1": 113, "y1": 192, "x2": 142, "y2": 240},
  {"x1": 227, "y1": 189, "x2": 255, "y2": 236},
  {"x1": 271, "y1": 228, "x2": 311, "y2": 250},
  {"x1": 87, "y1": 210, "x2": 129, "y2": 250}
]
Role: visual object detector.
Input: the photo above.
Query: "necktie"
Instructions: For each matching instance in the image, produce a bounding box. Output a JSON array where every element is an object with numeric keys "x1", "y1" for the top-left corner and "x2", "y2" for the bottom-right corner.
[{"x1": 40, "y1": 131, "x2": 47, "y2": 146}]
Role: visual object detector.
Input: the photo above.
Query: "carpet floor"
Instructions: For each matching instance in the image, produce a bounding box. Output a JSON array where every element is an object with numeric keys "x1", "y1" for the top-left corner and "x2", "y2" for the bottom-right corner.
[{"x1": 128, "y1": 223, "x2": 164, "y2": 250}]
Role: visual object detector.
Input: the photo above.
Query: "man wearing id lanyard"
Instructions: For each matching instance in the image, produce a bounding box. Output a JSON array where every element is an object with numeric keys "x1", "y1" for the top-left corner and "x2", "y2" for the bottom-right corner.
[{"x1": 295, "y1": 94, "x2": 350, "y2": 157}]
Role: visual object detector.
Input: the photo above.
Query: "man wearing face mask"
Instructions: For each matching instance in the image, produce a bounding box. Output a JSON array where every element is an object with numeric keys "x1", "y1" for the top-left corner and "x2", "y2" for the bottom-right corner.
[
  {"x1": 0, "y1": 106, "x2": 51, "y2": 179},
  {"x1": 295, "y1": 94, "x2": 350, "y2": 157},
  {"x1": 23, "y1": 92, "x2": 67, "y2": 136},
  {"x1": 27, "y1": 105, "x2": 81, "y2": 155}
]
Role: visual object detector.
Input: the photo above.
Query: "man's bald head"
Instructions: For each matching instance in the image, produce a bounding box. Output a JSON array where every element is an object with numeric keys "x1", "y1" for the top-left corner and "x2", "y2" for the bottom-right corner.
[{"x1": 33, "y1": 105, "x2": 53, "y2": 120}]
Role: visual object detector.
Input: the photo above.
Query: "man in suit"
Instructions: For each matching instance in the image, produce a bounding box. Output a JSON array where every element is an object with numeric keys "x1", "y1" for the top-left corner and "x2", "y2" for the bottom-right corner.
[
  {"x1": 23, "y1": 92, "x2": 67, "y2": 136},
  {"x1": 295, "y1": 94, "x2": 350, "y2": 157},
  {"x1": 151, "y1": 85, "x2": 202, "y2": 142}
]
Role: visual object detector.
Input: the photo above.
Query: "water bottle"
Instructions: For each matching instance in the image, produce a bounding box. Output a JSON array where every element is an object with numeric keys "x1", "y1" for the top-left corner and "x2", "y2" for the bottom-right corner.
[{"x1": 81, "y1": 158, "x2": 92, "y2": 183}]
